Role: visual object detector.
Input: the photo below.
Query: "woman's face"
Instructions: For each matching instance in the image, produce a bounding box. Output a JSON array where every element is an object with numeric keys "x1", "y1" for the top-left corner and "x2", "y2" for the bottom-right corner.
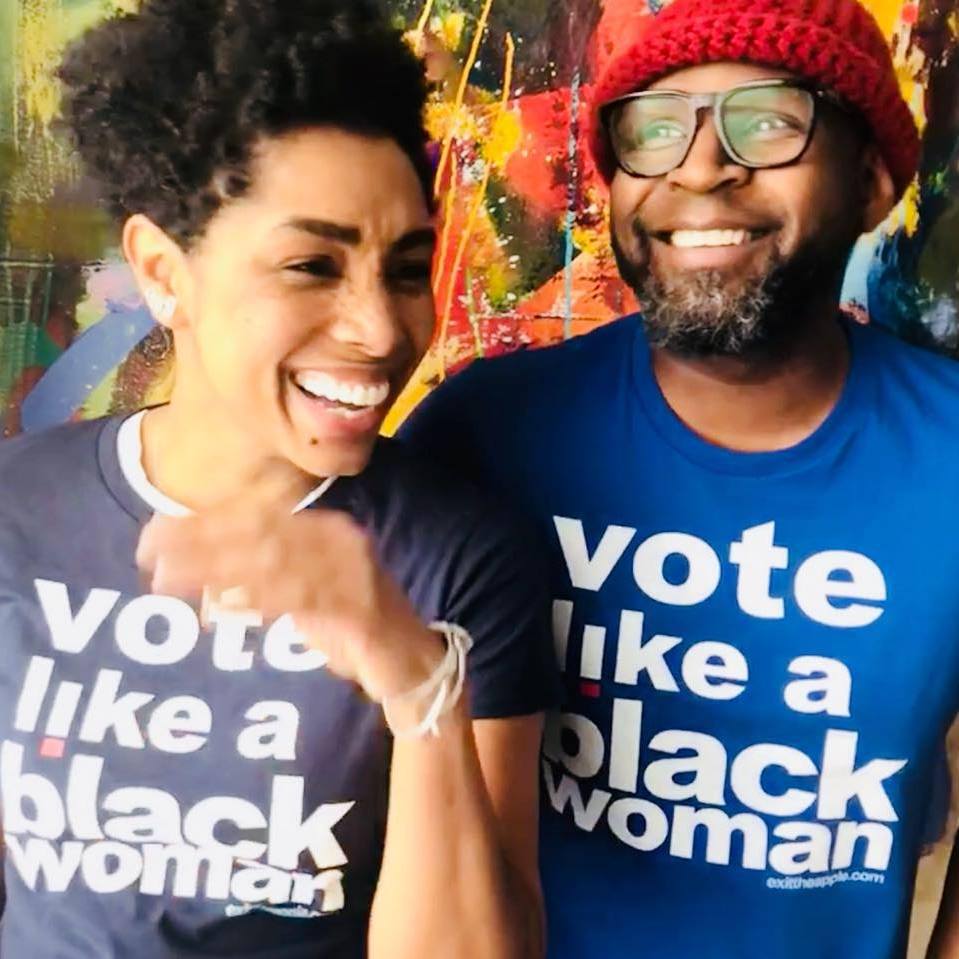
[{"x1": 174, "y1": 128, "x2": 436, "y2": 478}]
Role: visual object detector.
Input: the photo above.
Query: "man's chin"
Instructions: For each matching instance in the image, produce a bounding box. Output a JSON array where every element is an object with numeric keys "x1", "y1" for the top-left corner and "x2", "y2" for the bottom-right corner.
[
  {"x1": 637, "y1": 266, "x2": 783, "y2": 358},
  {"x1": 612, "y1": 220, "x2": 858, "y2": 360},
  {"x1": 613, "y1": 236, "x2": 800, "y2": 358},
  {"x1": 643, "y1": 317, "x2": 786, "y2": 359}
]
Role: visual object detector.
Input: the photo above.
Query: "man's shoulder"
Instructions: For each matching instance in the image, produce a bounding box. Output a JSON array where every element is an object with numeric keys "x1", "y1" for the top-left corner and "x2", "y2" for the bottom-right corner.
[
  {"x1": 403, "y1": 315, "x2": 638, "y2": 441},
  {"x1": 450, "y1": 315, "x2": 638, "y2": 396},
  {"x1": 855, "y1": 321, "x2": 959, "y2": 416},
  {"x1": 857, "y1": 320, "x2": 959, "y2": 381},
  {"x1": 398, "y1": 318, "x2": 639, "y2": 486}
]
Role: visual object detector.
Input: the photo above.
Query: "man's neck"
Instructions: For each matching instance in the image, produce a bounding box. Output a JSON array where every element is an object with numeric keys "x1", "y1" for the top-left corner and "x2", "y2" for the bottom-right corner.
[{"x1": 650, "y1": 310, "x2": 850, "y2": 453}]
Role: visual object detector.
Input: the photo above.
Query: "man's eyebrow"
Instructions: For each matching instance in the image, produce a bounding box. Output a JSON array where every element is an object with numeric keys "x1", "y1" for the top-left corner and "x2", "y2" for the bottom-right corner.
[
  {"x1": 279, "y1": 218, "x2": 362, "y2": 245},
  {"x1": 391, "y1": 228, "x2": 438, "y2": 255}
]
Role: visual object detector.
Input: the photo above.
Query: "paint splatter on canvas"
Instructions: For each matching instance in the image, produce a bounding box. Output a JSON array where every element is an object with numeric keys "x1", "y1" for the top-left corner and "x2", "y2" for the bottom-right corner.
[{"x1": 0, "y1": 0, "x2": 956, "y2": 435}]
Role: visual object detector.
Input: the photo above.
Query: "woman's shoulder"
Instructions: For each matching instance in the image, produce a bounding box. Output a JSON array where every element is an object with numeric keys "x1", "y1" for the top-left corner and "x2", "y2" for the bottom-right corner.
[
  {"x1": 341, "y1": 436, "x2": 547, "y2": 585},
  {"x1": 0, "y1": 417, "x2": 109, "y2": 471},
  {"x1": 358, "y1": 436, "x2": 511, "y2": 531},
  {"x1": 0, "y1": 417, "x2": 119, "y2": 513}
]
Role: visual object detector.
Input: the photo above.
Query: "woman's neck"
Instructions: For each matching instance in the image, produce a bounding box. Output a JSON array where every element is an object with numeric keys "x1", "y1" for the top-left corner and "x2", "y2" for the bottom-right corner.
[{"x1": 139, "y1": 401, "x2": 315, "y2": 513}]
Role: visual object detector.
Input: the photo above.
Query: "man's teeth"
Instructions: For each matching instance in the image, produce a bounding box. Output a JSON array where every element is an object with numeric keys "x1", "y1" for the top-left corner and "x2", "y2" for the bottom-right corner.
[
  {"x1": 293, "y1": 372, "x2": 390, "y2": 408},
  {"x1": 669, "y1": 229, "x2": 752, "y2": 248}
]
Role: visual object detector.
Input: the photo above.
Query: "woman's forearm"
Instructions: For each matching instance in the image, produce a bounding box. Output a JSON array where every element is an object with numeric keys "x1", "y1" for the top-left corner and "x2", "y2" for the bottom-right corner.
[
  {"x1": 369, "y1": 701, "x2": 540, "y2": 959},
  {"x1": 928, "y1": 837, "x2": 959, "y2": 959}
]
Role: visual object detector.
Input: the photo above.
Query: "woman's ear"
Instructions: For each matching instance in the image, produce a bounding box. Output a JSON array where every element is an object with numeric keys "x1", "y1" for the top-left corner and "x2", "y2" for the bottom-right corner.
[{"x1": 122, "y1": 215, "x2": 190, "y2": 331}]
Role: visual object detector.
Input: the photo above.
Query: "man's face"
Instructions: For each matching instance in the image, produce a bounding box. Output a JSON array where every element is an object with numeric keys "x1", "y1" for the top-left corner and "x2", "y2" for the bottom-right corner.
[{"x1": 608, "y1": 62, "x2": 876, "y2": 357}]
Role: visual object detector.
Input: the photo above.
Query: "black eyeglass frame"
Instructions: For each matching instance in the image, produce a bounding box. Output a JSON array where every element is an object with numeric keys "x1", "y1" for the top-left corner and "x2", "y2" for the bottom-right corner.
[{"x1": 599, "y1": 78, "x2": 853, "y2": 178}]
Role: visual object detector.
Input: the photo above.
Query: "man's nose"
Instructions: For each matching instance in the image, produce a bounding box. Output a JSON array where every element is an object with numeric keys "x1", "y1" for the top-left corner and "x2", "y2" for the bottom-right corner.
[{"x1": 665, "y1": 113, "x2": 751, "y2": 193}]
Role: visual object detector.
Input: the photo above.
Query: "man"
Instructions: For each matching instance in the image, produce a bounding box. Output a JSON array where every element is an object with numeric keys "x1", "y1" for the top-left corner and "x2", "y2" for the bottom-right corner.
[{"x1": 401, "y1": 0, "x2": 959, "y2": 955}]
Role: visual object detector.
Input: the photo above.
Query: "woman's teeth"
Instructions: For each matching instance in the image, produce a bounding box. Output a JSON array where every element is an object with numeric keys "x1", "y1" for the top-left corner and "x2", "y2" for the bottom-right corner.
[
  {"x1": 293, "y1": 372, "x2": 390, "y2": 409},
  {"x1": 669, "y1": 229, "x2": 753, "y2": 248}
]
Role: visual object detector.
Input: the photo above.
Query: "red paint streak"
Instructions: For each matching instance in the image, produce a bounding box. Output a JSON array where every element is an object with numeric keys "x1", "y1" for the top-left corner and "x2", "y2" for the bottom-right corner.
[
  {"x1": 580, "y1": 681, "x2": 602, "y2": 698},
  {"x1": 902, "y1": 4, "x2": 918, "y2": 25},
  {"x1": 39, "y1": 738, "x2": 65, "y2": 759}
]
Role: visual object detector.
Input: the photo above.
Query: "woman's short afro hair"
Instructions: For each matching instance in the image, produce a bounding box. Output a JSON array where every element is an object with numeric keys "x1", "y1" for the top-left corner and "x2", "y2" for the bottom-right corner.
[{"x1": 58, "y1": 0, "x2": 433, "y2": 244}]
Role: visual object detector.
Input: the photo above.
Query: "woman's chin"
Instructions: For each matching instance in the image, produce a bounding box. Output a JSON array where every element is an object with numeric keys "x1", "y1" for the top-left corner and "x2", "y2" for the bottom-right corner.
[{"x1": 289, "y1": 432, "x2": 379, "y2": 480}]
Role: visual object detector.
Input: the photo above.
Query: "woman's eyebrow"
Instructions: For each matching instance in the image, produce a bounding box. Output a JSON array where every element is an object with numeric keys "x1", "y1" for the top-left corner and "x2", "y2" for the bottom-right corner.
[
  {"x1": 391, "y1": 228, "x2": 437, "y2": 255},
  {"x1": 278, "y1": 217, "x2": 362, "y2": 245}
]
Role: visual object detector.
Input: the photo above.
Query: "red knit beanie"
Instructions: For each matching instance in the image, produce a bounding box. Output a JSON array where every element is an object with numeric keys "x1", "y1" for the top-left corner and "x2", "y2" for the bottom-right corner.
[{"x1": 588, "y1": 0, "x2": 920, "y2": 200}]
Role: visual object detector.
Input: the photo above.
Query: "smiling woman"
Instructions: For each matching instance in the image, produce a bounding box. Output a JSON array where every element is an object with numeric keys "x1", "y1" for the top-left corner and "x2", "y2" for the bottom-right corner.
[
  {"x1": 120, "y1": 128, "x2": 439, "y2": 488},
  {"x1": 0, "y1": 2, "x2": 556, "y2": 958}
]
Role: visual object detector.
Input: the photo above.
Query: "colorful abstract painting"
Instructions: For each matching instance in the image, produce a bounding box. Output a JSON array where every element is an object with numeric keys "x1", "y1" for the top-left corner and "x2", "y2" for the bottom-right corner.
[
  {"x1": 0, "y1": 0, "x2": 958, "y2": 952},
  {"x1": 1, "y1": 0, "x2": 956, "y2": 437}
]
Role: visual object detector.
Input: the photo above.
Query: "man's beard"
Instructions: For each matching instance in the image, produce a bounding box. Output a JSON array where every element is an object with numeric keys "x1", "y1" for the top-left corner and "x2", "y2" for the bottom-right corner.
[{"x1": 611, "y1": 227, "x2": 851, "y2": 359}]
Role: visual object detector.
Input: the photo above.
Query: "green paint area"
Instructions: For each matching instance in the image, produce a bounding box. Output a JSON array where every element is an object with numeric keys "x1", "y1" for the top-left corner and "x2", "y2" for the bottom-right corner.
[{"x1": 485, "y1": 174, "x2": 565, "y2": 308}]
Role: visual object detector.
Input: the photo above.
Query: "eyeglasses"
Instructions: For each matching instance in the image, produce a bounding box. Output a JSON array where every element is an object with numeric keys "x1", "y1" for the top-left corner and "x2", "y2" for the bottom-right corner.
[{"x1": 600, "y1": 79, "x2": 849, "y2": 178}]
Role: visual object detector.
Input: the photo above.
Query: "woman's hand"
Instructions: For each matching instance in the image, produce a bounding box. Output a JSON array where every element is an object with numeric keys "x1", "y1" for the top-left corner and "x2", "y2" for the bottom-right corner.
[{"x1": 135, "y1": 485, "x2": 445, "y2": 703}]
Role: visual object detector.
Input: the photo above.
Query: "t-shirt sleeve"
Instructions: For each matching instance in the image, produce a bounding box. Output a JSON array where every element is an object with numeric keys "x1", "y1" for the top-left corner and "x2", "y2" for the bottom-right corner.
[
  {"x1": 397, "y1": 366, "x2": 486, "y2": 480},
  {"x1": 399, "y1": 367, "x2": 561, "y2": 717},
  {"x1": 441, "y1": 504, "x2": 562, "y2": 720}
]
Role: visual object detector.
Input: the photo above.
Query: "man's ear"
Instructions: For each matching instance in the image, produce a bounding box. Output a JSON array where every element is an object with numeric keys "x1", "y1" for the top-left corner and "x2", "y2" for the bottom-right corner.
[
  {"x1": 860, "y1": 144, "x2": 898, "y2": 233},
  {"x1": 122, "y1": 215, "x2": 191, "y2": 331}
]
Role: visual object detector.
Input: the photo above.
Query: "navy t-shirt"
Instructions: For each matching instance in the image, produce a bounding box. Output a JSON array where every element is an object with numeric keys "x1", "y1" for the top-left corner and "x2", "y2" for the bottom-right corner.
[
  {"x1": 401, "y1": 315, "x2": 959, "y2": 959},
  {"x1": 0, "y1": 414, "x2": 557, "y2": 958}
]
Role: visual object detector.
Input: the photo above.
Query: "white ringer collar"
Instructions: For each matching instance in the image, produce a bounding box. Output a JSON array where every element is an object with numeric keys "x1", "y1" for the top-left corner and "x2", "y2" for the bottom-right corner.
[{"x1": 116, "y1": 409, "x2": 337, "y2": 517}]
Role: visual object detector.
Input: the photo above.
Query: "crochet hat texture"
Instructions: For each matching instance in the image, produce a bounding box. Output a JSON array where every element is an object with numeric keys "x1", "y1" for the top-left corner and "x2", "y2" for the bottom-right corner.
[{"x1": 589, "y1": 0, "x2": 921, "y2": 199}]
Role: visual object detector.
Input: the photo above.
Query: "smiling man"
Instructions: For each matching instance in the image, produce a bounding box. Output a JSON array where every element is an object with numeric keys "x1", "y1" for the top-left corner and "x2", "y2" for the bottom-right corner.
[{"x1": 401, "y1": 0, "x2": 959, "y2": 956}]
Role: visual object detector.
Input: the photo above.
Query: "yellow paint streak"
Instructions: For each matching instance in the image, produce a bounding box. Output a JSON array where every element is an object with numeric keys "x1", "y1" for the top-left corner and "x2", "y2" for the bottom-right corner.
[
  {"x1": 437, "y1": 32, "x2": 515, "y2": 379},
  {"x1": 73, "y1": 286, "x2": 102, "y2": 334},
  {"x1": 858, "y1": 3, "x2": 927, "y2": 144},
  {"x1": 431, "y1": 148, "x2": 460, "y2": 339},
  {"x1": 381, "y1": 372, "x2": 430, "y2": 436},
  {"x1": 432, "y1": 0, "x2": 495, "y2": 193},
  {"x1": 16, "y1": 0, "x2": 117, "y2": 140},
  {"x1": 857, "y1": 2, "x2": 926, "y2": 242},
  {"x1": 80, "y1": 367, "x2": 118, "y2": 419},
  {"x1": 17, "y1": 0, "x2": 66, "y2": 135},
  {"x1": 900, "y1": 180, "x2": 921, "y2": 237},
  {"x1": 438, "y1": 170, "x2": 491, "y2": 379},
  {"x1": 572, "y1": 223, "x2": 606, "y2": 257},
  {"x1": 484, "y1": 261, "x2": 510, "y2": 304},
  {"x1": 143, "y1": 358, "x2": 175, "y2": 407},
  {"x1": 481, "y1": 104, "x2": 521, "y2": 171},
  {"x1": 425, "y1": 101, "x2": 487, "y2": 147},
  {"x1": 441, "y1": 12, "x2": 467, "y2": 51},
  {"x1": 863, "y1": 0, "x2": 902, "y2": 38},
  {"x1": 415, "y1": 0, "x2": 438, "y2": 35}
]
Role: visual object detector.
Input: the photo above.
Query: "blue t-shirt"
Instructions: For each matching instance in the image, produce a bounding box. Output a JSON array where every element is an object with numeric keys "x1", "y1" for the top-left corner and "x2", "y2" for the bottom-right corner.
[
  {"x1": 0, "y1": 415, "x2": 557, "y2": 958},
  {"x1": 401, "y1": 315, "x2": 959, "y2": 959}
]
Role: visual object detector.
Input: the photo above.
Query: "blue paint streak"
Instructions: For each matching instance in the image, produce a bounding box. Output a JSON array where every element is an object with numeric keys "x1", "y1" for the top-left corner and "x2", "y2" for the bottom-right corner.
[
  {"x1": 866, "y1": 228, "x2": 916, "y2": 334},
  {"x1": 563, "y1": 69, "x2": 582, "y2": 341},
  {"x1": 21, "y1": 306, "x2": 157, "y2": 432},
  {"x1": 841, "y1": 233, "x2": 879, "y2": 307}
]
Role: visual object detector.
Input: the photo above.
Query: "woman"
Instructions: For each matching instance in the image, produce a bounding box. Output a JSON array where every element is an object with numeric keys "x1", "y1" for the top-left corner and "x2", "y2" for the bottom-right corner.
[{"x1": 0, "y1": 1, "x2": 555, "y2": 956}]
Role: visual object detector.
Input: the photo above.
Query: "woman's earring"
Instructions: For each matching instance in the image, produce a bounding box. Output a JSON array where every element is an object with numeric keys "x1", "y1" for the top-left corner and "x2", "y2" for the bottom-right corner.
[{"x1": 144, "y1": 289, "x2": 177, "y2": 324}]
